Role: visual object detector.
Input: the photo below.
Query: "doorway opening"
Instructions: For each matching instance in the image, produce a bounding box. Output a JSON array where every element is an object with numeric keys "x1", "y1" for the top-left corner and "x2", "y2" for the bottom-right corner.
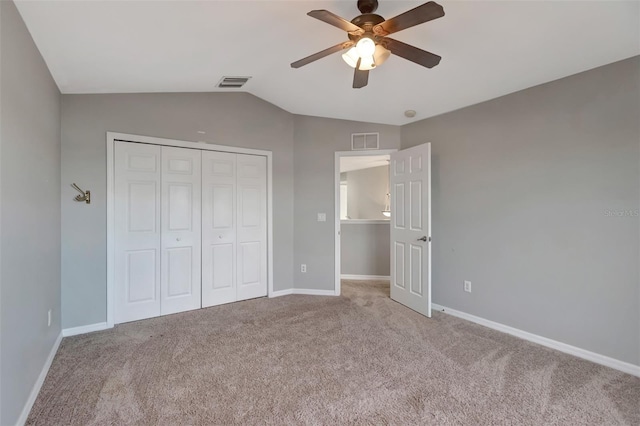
[{"x1": 334, "y1": 150, "x2": 396, "y2": 295}]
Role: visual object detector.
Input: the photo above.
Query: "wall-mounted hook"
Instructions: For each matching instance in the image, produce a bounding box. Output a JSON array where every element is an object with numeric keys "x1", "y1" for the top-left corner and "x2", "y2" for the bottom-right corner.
[{"x1": 71, "y1": 183, "x2": 90, "y2": 204}]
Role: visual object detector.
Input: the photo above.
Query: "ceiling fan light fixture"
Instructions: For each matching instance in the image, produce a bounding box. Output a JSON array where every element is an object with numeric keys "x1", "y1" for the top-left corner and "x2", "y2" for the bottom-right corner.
[
  {"x1": 374, "y1": 44, "x2": 391, "y2": 65},
  {"x1": 342, "y1": 47, "x2": 360, "y2": 68},
  {"x1": 291, "y1": 1, "x2": 445, "y2": 89},
  {"x1": 343, "y1": 44, "x2": 389, "y2": 70},
  {"x1": 356, "y1": 37, "x2": 376, "y2": 57},
  {"x1": 358, "y1": 55, "x2": 376, "y2": 70}
]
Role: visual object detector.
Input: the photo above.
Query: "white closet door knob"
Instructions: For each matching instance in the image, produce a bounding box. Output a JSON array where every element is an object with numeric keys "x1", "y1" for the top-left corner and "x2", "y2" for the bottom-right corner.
[{"x1": 176, "y1": 237, "x2": 181, "y2": 241}]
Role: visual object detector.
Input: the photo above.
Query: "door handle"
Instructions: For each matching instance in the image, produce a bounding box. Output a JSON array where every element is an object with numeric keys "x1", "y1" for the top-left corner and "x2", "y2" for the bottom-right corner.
[{"x1": 417, "y1": 236, "x2": 428, "y2": 242}]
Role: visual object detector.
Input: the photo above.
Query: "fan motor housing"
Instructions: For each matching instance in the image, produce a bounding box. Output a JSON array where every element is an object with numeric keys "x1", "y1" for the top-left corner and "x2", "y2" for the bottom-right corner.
[{"x1": 349, "y1": 13, "x2": 385, "y2": 41}]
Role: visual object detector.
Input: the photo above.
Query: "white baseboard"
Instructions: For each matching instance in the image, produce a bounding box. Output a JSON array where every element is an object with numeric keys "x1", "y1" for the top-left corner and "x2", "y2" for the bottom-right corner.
[
  {"x1": 269, "y1": 288, "x2": 338, "y2": 297},
  {"x1": 16, "y1": 332, "x2": 63, "y2": 426},
  {"x1": 291, "y1": 288, "x2": 338, "y2": 296},
  {"x1": 431, "y1": 303, "x2": 640, "y2": 378},
  {"x1": 269, "y1": 289, "x2": 294, "y2": 298},
  {"x1": 62, "y1": 322, "x2": 111, "y2": 337},
  {"x1": 341, "y1": 274, "x2": 390, "y2": 281}
]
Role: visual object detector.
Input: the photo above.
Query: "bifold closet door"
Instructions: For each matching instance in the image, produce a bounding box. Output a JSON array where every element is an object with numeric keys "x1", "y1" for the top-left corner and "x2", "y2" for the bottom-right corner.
[
  {"x1": 114, "y1": 142, "x2": 162, "y2": 324},
  {"x1": 202, "y1": 152, "x2": 236, "y2": 307},
  {"x1": 236, "y1": 154, "x2": 267, "y2": 301},
  {"x1": 115, "y1": 142, "x2": 202, "y2": 324},
  {"x1": 201, "y1": 152, "x2": 267, "y2": 307},
  {"x1": 160, "y1": 146, "x2": 202, "y2": 316}
]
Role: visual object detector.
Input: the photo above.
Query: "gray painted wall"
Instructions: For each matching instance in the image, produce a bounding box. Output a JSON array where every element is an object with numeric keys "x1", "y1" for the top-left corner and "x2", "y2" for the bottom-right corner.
[
  {"x1": 341, "y1": 223, "x2": 390, "y2": 276},
  {"x1": 402, "y1": 57, "x2": 640, "y2": 365},
  {"x1": 293, "y1": 115, "x2": 401, "y2": 290},
  {"x1": 0, "y1": 1, "x2": 62, "y2": 424},
  {"x1": 346, "y1": 165, "x2": 389, "y2": 220},
  {"x1": 61, "y1": 92, "x2": 294, "y2": 328}
]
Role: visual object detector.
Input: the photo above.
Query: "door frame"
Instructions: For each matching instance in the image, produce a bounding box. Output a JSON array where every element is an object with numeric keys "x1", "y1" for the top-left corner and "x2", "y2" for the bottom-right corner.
[
  {"x1": 334, "y1": 149, "x2": 397, "y2": 295},
  {"x1": 106, "y1": 132, "x2": 274, "y2": 328}
]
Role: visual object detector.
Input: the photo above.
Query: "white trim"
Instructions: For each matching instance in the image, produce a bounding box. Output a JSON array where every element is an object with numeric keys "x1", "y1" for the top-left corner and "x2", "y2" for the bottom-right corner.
[
  {"x1": 334, "y1": 153, "x2": 340, "y2": 298},
  {"x1": 334, "y1": 149, "x2": 397, "y2": 298},
  {"x1": 336, "y1": 149, "x2": 397, "y2": 158},
  {"x1": 341, "y1": 274, "x2": 390, "y2": 280},
  {"x1": 16, "y1": 333, "x2": 63, "y2": 426},
  {"x1": 62, "y1": 322, "x2": 111, "y2": 337},
  {"x1": 431, "y1": 303, "x2": 640, "y2": 378},
  {"x1": 426, "y1": 144, "x2": 432, "y2": 316},
  {"x1": 341, "y1": 220, "x2": 390, "y2": 225},
  {"x1": 107, "y1": 132, "x2": 271, "y2": 156},
  {"x1": 106, "y1": 132, "x2": 274, "y2": 327},
  {"x1": 106, "y1": 135, "x2": 115, "y2": 327},
  {"x1": 269, "y1": 289, "x2": 294, "y2": 298},
  {"x1": 269, "y1": 288, "x2": 338, "y2": 297},
  {"x1": 291, "y1": 289, "x2": 338, "y2": 296},
  {"x1": 267, "y1": 150, "x2": 274, "y2": 299}
]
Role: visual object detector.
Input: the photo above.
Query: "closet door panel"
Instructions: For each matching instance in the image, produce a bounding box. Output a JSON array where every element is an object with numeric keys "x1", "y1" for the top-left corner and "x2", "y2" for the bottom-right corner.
[
  {"x1": 161, "y1": 147, "x2": 202, "y2": 315},
  {"x1": 202, "y1": 151, "x2": 237, "y2": 307},
  {"x1": 125, "y1": 250, "x2": 157, "y2": 302},
  {"x1": 114, "y1": 142, "x2": 162, "y2": 323},
  {"x1": 211, "y1": 244, "x2": 234, "y2": 289},
  {"x1": 236, "y1": 154, "x2": 268, "y2": 301}
]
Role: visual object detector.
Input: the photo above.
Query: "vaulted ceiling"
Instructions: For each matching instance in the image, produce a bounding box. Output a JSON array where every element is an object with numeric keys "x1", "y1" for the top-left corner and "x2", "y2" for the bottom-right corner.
[{"x1": 15, "y1": 0, "x2": 640, "y2": 125}]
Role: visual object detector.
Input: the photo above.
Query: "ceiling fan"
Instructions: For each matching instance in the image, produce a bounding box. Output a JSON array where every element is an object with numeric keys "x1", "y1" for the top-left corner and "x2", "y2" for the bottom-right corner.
[{"x1": 291, "y1": 0, "x2": 445, "y2": 89}]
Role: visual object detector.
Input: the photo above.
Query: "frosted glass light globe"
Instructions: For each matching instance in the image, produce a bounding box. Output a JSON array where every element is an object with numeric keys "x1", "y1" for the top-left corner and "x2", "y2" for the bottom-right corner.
[
  {"x1": 358, "y1": 55, "x2": 376, "y2": 70},
  {"x1": 341, "y1": 47, "x2": 359, "y2": 68},
  {"x1": 356, "y1": 37, "x2": 376, "y2": 57}
]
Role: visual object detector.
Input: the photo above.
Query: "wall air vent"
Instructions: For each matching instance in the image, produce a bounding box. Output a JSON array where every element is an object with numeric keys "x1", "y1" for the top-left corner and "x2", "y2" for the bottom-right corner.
[
  {"x1": 217, "y1": 76, "x2": 251, "y2": 89},
  {"x1": 351, "y1": 133, "x2": 379, "y2": 150}
]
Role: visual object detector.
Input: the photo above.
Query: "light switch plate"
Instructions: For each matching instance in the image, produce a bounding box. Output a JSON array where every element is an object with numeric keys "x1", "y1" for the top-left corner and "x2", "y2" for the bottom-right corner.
[{"x1": 317, "y1": 213, "x2": 326, "y2": 222}]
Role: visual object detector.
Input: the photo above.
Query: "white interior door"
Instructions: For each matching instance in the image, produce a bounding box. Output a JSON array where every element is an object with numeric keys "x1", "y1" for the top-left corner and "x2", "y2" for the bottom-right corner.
[
  {"x1": 201, "y1": 151, "x2": 237, "y2": 307},
  {"x1": 390, "y1": 143, "x2": 432, "y2": 317},
  {"x1": 114, "y1": 142, "x2": 162, "y2": 323},
  {"x1": 236, "y1": 154, "x2": 267, "y2": 301},
  {"x1": 160, "y1": 146, "x2": 202, "y2": 315}
]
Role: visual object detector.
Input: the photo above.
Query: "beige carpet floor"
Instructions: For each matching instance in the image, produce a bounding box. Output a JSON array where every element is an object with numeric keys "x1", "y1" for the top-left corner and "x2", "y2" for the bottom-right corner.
[{"x1": 28, "y1": 280, "x2": 639, "y2": 425}]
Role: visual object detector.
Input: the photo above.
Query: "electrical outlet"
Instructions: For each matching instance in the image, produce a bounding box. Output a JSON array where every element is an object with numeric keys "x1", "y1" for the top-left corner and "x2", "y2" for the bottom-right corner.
[
  {"x1": 301, "y1": 264, "x2": 307, "y2": 273},
  {"x1": 317, "y1": 213, "x2": 326, "y2": 222},
  {"x1": 48, "y1": 309, "x2": 52, "y2": 327},
  {"x1": 464, "y1": 281, "x2": 472, "y2": 293}
]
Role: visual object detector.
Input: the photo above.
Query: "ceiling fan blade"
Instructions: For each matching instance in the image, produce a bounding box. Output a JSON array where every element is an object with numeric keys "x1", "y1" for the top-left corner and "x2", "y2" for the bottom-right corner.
[
  {"x1": 308, "y1": 10, "x2": 365, "y2": 35},
  {"x1": 373, "y1": 1, "x2": 444, "y2": 36},
  {"x1": 353, "y1": 58, "x2": 369, "y2": 88},
  {"x1": 384, "y1": 37, "x2": 441, "y2": 68},
  {"x1": 291, "y1": 41, "x2": 354, "y2": 68}
]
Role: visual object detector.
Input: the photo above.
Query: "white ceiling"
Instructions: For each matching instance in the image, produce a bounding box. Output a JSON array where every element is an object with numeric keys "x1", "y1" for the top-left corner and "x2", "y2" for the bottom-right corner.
[
  {"x1": 15, "y1": 0, "x2": 640, "y2": 125},
  {"x1": 340, "y1": 155, "x2": 390, "y2": 172}
]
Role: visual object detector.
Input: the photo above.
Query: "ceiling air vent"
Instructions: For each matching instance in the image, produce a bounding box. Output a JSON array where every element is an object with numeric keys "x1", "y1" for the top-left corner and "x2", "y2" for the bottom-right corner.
[{"x1": 217, "y1": 76, "x2": 251, "y2": 89}]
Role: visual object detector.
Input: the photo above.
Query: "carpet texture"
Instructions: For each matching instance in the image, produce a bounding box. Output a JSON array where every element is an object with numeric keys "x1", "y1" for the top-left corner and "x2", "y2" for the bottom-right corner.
[{"x1": 28, "y1": 280, "x2": 639, "y2": 425}]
